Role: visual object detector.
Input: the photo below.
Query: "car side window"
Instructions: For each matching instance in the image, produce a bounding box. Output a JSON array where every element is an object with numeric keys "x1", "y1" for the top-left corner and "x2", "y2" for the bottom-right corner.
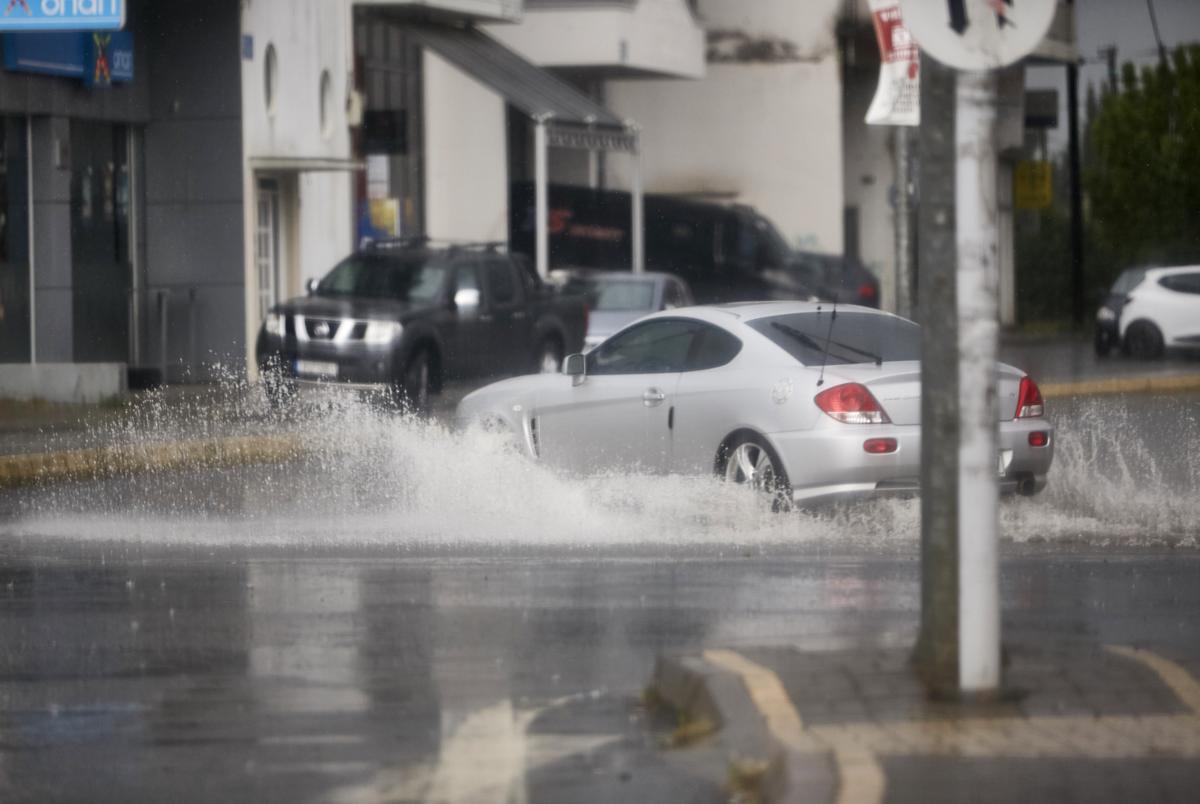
[
  {"x1": 1159, "y1": 272, "x2": 1200, "y2": 294},
  {"x1": 686, "y1": 324, "x2": 743, "y2": 371},
  {"x1": 587, "y1": 319, "x2": 699, "y2": 376},
  {"x1": 486, "y1": 259, "x2": 519, "y2": 306}
]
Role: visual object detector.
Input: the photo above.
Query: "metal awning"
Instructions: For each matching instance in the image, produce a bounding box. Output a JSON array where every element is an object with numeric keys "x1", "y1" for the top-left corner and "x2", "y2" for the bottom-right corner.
[
  {"x1": 249, "y1": 156, "x2": 365, "y2": 172},
  {"x1": 408, "y1": 23, "x2": 636, "y2": 152},
  {"x1": 406, "y1": 23, "x2": 643, "y2": 276}
]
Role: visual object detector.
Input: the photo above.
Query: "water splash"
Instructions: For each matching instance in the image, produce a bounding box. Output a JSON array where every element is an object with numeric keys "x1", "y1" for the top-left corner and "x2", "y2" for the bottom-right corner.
[{"x1": 3, "y1": 386, "x2": 1197, "y2": 553}]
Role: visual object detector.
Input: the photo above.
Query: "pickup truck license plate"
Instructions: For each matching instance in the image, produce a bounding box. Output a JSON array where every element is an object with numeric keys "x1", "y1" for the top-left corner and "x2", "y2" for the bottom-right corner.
[{"x1": 294, "y1": 359, "x2": 338, "y2": 379}]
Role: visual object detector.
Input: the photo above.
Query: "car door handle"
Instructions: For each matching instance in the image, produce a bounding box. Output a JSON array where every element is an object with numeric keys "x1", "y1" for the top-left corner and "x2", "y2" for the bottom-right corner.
[
  {"x1": 643, "y1": 389, "x2": 666, "y2": 407},
  {"x1": 513, "y1": 311, "x2": 527, "y2": 319},
  {"x1": 479, "y1": 314, "x2": 494, "y2": 322}
]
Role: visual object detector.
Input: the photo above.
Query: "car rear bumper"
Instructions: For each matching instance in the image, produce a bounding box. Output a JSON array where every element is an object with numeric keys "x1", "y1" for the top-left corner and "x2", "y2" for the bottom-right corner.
[{"x1": 768, "y1": 418, "x2": 1054, "y2": 504}]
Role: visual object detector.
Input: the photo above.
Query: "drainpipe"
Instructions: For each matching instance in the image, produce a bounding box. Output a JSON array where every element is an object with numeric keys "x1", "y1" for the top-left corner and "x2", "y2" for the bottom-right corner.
[
  {"x1": 533, "y1": 113, "x2": 551, "y2": 278},
  {"x1": 628, "y1": 123, "x2": 644, "y2": 274}
]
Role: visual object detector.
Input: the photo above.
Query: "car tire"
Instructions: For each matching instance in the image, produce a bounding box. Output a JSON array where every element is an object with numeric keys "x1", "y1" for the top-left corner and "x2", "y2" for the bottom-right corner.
[
  {"x1": 261, "y1": 362, "x2": 296, "y2": 411},
  {"x1": 718, "y1": 432, "x2": 793, "y2": 513},
  {"x1": 535, "y1": 338, "x2": 562, "y2": 374},
  {"x1": 396, "y1": 348, "x2": 433, "y2": 414},
  {"x1": 1123, "y1": 320, "x2": 1164, "y2": 360}
]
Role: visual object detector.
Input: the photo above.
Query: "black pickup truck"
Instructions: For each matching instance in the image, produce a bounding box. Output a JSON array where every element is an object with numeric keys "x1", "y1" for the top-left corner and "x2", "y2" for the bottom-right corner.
[{"x1": 255, "y1": 239, "x2": 587, "y2": 410}]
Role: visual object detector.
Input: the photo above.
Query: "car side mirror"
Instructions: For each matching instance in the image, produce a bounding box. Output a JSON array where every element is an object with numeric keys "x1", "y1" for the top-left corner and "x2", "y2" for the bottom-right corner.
[
  {"x1": 563, "y1": 353, "x2": 586, "y2": 386},
  {"x1": 305, "y1": 278, "x2": 319, "y2": 295},
  {"x1": 453, "y1": 287, "x2": 480, "y2": 313}
]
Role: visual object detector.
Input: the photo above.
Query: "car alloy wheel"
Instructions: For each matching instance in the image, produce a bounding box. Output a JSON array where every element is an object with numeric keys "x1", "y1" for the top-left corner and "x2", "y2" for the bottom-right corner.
[{"x1": 722, "y1": 436, "x2": 792, "y2": 512}]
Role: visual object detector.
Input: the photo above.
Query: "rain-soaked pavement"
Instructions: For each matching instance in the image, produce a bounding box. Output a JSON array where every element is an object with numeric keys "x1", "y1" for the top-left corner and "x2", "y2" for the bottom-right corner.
[{"x1": 0, "y1": 390, "x2": 1198, "y2": 802}]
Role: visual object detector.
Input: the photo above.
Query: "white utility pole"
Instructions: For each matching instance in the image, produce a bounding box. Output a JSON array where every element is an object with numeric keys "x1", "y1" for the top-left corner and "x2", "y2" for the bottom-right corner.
[
  {"x1": 900, "y1": 0, "x2": 1057, "y2": 697},
  {"x1": 954, "y1": 69, "x2": 1001, "y2": 692}
]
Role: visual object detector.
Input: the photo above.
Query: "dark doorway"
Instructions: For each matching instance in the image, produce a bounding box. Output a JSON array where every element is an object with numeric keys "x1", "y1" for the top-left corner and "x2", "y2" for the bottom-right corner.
[{"x1": 71, "y1": 120, "x2": 131, "y2": 363}]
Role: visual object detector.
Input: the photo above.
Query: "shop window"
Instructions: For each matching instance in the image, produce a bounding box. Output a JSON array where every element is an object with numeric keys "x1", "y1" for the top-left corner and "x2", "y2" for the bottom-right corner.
[
  {"x1": 0, "y1": 118, "x2": 30, "y2": 362},
  {"x1": 264, "y1": 44, "x2": 278, "y2": 117}
]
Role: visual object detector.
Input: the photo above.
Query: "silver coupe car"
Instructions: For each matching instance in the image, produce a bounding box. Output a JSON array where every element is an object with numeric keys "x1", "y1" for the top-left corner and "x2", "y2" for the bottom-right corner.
[{"x1": 456, "y1": 302, "x2": 1054, "y2": 507}]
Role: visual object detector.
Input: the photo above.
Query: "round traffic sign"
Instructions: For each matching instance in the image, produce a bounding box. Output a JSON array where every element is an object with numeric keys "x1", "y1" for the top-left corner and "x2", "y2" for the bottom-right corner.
[{"x1": 898, "y1": 0, "x2": 1056, "y2": 71}]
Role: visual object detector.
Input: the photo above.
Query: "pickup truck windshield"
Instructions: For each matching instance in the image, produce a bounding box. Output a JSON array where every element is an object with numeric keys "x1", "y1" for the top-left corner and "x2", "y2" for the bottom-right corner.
[
  {"x1": 316, "y1": 255, "x2": 447, "y2": 302},
  {"x1": 749, "y1": 312, "x2": 921, "y2": 366}
]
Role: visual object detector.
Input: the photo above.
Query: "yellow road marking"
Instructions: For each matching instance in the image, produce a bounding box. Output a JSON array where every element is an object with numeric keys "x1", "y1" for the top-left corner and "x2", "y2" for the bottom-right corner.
[
  {"x1": 1105, "y1": 644, "x2": 1200, "y2": 716},
  {"x1": 1041, "y1": 373, "x2": 1200, "y2": 399},
  {"x1": 701, "y1": 646, "x2": 1200, "y2": 803},
  {"x1": 704, "y1": 649, "x2": 886, "y2": 804}
]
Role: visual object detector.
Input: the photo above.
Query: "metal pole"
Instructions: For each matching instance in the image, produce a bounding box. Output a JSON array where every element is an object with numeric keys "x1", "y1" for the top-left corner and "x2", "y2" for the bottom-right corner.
[
  {"x1": 914, "y1": 57, "x2": 959, "y2": 696},
  {"x1": 955, "y1": 69, "x2": 1001, "y2": 695},
  {"x1": 158, "y1": 289, "x2": 169, "y2": 386},
  {"x1": 188, "y1": 287, "x2": 198, "y2": 379},
  {"x1": 630, "y1": 130, "x2": 644, "y2": 274},
  {"x1": 26, "y1": 116, "x2": 36, "y2": 364},
  {"x1": 895, "y1": 126, "x2": 912, "y2": 318},
  {"x1": 1067, "y1": 60, "x2": 1085, "y2": 329},
  {"x1": 533, "y1": 116, "x2": 549, "y2": 279}
]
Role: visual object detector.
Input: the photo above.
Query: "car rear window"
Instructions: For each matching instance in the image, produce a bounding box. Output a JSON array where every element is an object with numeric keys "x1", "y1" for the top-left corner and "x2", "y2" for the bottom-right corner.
[
  {"x1": 748, "y1": 311, "x2": 921, "y2": 366},
  {"x1": 1111, "y1": 268, "x2": 1146, "y2": 295},
  {"x1": 565, "y1": 277, "x2": 657, "y2": 311}
]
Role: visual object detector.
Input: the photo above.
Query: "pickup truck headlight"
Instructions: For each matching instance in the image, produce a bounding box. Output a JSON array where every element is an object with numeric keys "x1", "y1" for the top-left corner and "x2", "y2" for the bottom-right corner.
[
  {"x1": 264, "y1": 312, "x2": 285, "y2": 337},
  {"x1": 364, "y1": 320, "x2": 403, "y2": 344}
]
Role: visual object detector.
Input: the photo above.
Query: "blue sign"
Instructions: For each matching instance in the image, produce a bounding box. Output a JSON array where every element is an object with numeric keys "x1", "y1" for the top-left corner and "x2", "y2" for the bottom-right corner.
[
  {"x1": 0, "y1": 0, "x2": 125, "y2": 32},
  {"x1": 3, "y1": 30, "x2": 132, "y2": 85}
]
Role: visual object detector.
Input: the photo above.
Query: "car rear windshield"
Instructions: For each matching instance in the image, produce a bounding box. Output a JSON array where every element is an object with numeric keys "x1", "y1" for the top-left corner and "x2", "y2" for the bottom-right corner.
[
  {"x1": 1111, "y1": 268, "x2": 1146, "y2": 295},
  {"x1": 749, "y1": 312, "x2": 921, "y2": 366},
  {"x1": 317, "y1": 255, "x2": 447, "y2": 302},
  {"x1": 565, "y1": 278, "x2": 657, "y2": 311}
]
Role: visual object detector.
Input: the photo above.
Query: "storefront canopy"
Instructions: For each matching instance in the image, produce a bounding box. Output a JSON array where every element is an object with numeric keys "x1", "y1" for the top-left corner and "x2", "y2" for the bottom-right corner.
[{"x1": 408, "y1": 23, "x2": 637, "y2": 152}]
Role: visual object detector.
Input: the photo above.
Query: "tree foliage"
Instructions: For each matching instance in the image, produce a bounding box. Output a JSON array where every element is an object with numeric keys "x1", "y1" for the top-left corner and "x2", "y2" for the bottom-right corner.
[{"x1": 1086, "y1": 45, "x2": 1200, "y2": 284}]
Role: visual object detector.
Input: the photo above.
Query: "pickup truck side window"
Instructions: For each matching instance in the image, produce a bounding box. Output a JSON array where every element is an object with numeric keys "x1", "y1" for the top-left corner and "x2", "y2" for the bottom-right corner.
[{"x1": 486, "y1": 259, "x2": 519, "y2": 306}]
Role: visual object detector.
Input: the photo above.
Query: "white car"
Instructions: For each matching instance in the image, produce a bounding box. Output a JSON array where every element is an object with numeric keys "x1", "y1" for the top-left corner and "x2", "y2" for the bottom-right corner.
[
  {"x1": 1104, "y1": 266, "x2": 1200, "y2": 358},
  {"x1": 456, "y1": 302, "x2": 1055, "y2": 507}
]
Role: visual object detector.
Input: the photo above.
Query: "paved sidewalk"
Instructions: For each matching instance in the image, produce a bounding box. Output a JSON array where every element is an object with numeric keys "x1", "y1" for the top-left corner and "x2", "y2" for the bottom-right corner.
[{"x1": 651, "y1": 641, "x2": 1200, "y2": 803}]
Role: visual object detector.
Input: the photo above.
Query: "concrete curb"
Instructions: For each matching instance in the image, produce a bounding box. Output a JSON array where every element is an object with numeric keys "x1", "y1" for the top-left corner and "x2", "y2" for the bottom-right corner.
[
  {"x1": 650, "y1": 654, "x2": 836, "y2": 804},
  {"x1": 0, "y1": 434, "x2": 304, "y2": 489},
  {"x1": 1041, "y1": 372, "x2": 1200, "y2": 399}
]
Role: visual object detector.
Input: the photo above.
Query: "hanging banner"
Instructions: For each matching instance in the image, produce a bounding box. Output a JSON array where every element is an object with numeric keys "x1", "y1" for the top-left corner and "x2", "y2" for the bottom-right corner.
[{"x1": 865, "y1": 0, "x2": 919, "y2": 126}]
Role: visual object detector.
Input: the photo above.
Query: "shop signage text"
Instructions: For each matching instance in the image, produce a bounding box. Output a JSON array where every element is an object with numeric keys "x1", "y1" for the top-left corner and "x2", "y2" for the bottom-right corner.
[
  {"x1": 2, "y1": 30, "x2": 133, "y2": 85},
  {"x1": 0, "y1": 0, "x2": 125, "y2": 32}
]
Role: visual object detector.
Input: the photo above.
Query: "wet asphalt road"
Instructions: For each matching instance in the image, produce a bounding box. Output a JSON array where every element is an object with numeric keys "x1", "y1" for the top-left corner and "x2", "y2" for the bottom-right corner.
[{"x1": 0, "y1": 392, "x2": 1198, "y2": 802}]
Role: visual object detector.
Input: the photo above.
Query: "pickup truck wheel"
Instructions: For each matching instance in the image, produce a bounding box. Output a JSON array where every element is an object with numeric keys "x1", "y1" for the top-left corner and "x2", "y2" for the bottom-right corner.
[
  {"x1": 535, "y1": 339, "x2": 562, "y2": 374},
  {"x1": 397, "y1": 349, "x2": 432, "y2": 414},
  {"x1": 260, "y1": 361, "x2": 296, "y2": 411}
]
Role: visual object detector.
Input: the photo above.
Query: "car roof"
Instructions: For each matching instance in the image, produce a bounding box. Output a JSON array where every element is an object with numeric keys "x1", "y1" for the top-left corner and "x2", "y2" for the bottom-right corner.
[
  {"x1": 552, "y1": 269, "x2": 677, "y2": 282},
  {"x1": 640, "y1": 300, "x2": 896, "y2": 327},
  {"x1": 1145, "y1": 265, "x2": 1200, "y2": 276}
]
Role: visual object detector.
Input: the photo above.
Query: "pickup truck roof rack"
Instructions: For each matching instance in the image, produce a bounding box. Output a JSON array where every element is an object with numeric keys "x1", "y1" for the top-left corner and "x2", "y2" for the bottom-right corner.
[{"x1": 362, "y1": 236, "x2": 507, "y2": 254}]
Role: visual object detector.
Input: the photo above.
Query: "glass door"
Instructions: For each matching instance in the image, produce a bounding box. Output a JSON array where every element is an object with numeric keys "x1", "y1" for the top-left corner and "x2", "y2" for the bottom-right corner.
[{"x1": 255, "y1": 178, "x2": 281, "y2": 323}]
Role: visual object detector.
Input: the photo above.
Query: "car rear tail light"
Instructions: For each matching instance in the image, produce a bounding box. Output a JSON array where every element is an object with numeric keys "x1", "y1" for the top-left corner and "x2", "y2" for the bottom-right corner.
[
  {"x1": 814, "y1": 383, "x2": 891, "y2": 424},
  {"x1": 1028, "y1": 431, "x2": 1049, "y2": 447},
  {"x1": 863, "y1": 437, "x2": 897, "y2": 454},
  {"x1": 857, "y1": 282, "x2": 877, "y2": 303},
  {"x1": 1015, "y1": 376, "x2": 1044, "y2": 418}
]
